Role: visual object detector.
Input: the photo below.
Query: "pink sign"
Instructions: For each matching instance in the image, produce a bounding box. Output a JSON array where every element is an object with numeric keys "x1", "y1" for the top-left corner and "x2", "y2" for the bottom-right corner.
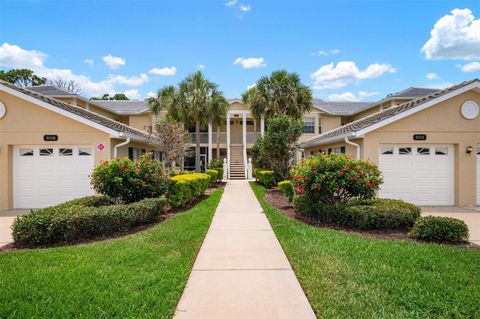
[{"x1": 97, "y1": 143, "x2": 105, "y2": 151}]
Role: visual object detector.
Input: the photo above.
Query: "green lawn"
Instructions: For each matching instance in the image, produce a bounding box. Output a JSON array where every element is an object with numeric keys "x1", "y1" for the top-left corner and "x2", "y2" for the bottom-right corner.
[
  {"x1": 251, "y1": 183, "x2": 480, "y2": 319},
  {"x1": 0, "y1": 188, "x2": 223, "y2": 319}
]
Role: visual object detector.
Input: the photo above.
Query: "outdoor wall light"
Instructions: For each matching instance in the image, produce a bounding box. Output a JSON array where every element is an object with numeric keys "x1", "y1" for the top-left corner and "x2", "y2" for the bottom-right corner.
[{"x1": 466, "y1": 145, "x2": 473, "y2": 154}]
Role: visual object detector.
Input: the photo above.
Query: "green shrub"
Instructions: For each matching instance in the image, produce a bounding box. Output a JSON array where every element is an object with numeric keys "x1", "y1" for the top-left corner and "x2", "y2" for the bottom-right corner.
[
  {"x1": 54, "y1": 195, "x2": 113, "y2": 209},
  {"x1": 410, "y1": 216, "x2": 469, "y2": 243},
  {"x1": 12, "y1": 197, "x2": 168, "y2": 247},
  {"x1": 290, "y1": 153, "x2": 382, "y2": 205},
  {"x1": 256, "y1": 170, "x2": 276, "y2": 188},
  {"x1": 278, "y1": 180, "x2": 294, "y2": 203},
  {"x1": 91, "y1": 154, "x2": 170, "y2": 204},
  {"x1": 206, "y1": 169, "x2": 219, "y2": 186},
  {"x1": 294, "y1": 197, "x2": 420, "y2": 231},
  {"x1": 207, "y1": 160, "x2": 224, "y2": 181},
  {"x1": 168, "y1": 173, "x2": 210, "y2": 208}
]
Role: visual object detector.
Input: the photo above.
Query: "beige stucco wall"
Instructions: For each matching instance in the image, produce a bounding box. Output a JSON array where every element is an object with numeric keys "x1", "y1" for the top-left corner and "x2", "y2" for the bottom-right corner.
[
  {"x1": 128, "y1": 113, "x2": 152, "y2": 131},
  {"x1": 361, "y1": 90, "x2": 480, "y2": 206},
  {"x1": 0, "y1": 91, "x2": 113, "y2": 210},
  {"x1": 320, "y1": 114, "x2": 342, "y2": 133}
]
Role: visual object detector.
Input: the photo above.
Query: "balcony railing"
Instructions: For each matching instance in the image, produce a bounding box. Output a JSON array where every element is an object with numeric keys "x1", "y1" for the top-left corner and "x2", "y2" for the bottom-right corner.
[
  {"x1": 246, "y1": 132, "x2": 261, "y2": 144},
  {"x1": 188, "y1": 132, "x2": 260, "y2": 144}
]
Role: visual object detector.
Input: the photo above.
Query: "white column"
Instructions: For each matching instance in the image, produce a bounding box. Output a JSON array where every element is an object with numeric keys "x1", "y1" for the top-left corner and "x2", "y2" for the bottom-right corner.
[
  {"x1": 242, "y1": 113, "x2": 247, "y2": 176},
  {"x1": 208, "y1": 117, "x2": 212, "y2": 164},
  {"x1": 253, "y1": 118, "x2": 257, "y2": 142},
  {"x1": 226, "y1": 112, "x2": 231, "y2": 179},
  {"x1": 260, "y1": 114, "x2": 265, "y2": 135}
]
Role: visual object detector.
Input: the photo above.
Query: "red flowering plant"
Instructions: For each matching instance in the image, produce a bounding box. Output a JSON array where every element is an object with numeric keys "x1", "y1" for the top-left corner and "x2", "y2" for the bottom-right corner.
[
  {"x1": 290, "y1": 153, "x2": 382, "y2": 205},
  {"x1": 91, "y1": 153, "x2": 170, "y2": 204}
]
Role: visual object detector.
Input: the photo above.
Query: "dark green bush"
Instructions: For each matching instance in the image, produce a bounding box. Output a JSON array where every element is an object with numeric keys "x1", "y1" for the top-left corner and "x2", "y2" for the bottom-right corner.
[
  {"x1": 12, "y1": 197, "x2": 168, "y2": 247},
  {"x1": 91, "y1": 154, "x2": 170, "y2": 204},
  {"x1": 294, "y1": 197, "x2": 420, "y2": 231},
  {"x1": 256, "y1": 170, "x2": 276, "y2": 188},
  {"x1": 206, "y1": 169, "x2": 219, "y2": 186},
  {"x1": 410, "y1": 216, "x2": 469, "y2": 243},
  {"x1": 168, "y1": 173, "x2": 210, "y2": 208},
  {"x1": 278, "y1": 180, "x2": 294, "y2": 203},
  {"x1": 208, "y1": 160, "x2": 224, "y2": 182}
]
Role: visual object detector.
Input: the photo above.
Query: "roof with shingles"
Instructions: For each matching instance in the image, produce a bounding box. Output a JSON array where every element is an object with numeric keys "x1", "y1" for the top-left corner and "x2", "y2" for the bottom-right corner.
[
  {"x1": 313, "y1": 99, "x2": 373, "y2": 115},
  {"x1": 93, "y1": 100, "x2": 150, "y2": 115},
  {"x1": 389, "y1": 87, "x2": 439, "y2": 98},
  {"x1": 0, "y1": 81, "x2": 158, "y2": 145},
  {"x1": 299, "y1": 79, "x2": 479, "y2": 148},
  {"x1": 27, "y1": 85, "x2": 78, "y2": 96}
]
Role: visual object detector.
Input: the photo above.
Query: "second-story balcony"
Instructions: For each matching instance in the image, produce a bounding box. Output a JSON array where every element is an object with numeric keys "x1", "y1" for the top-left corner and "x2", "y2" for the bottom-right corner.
[{"x1": 189, "y1": 132, "x2": 261, "y2": 145}]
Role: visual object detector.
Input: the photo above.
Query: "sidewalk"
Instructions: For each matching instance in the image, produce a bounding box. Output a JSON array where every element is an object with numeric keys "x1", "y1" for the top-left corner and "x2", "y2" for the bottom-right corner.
[{"x1": 174, "y1": 180, "x2": 316, "y2": 319}]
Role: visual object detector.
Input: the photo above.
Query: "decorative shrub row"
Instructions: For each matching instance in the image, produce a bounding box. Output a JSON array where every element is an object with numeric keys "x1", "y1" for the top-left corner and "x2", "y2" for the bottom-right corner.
[
  {"x1": 208, "y1": 159, "x2": 224, "y2": 182},
  {"x1": 206, "y1": 169, "x2": 219, "y2": 186},
  {"x1": 12, "y1": 196, "x2": 168, "y2": 247},
  {"x1": 410, "y1": 216, "x2": 469, "y2": 243},
  {"x1": 256, "y1": 169, "x2": 276, "y2": 188},
  {"x1": 278, "y1": 180, "x2": 294, "y2": 203},
  {"x1": 168, "y1": 173, "x2": 210, "y2": 208},
  {"x1": 294, "y1": 197, "x2": 421, "y2": 231}
]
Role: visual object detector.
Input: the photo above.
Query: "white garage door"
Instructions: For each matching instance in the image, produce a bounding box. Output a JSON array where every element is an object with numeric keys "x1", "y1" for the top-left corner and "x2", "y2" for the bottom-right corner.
[
  {"x1": 13, "y1": 146, "x2": 95, "y2": 208},
  {"x1": 477, "y1": 146, "x2": 480, "y2": 205},
  {"x1": 379, "y1": 145, "x2": 454, "y2": 206}
]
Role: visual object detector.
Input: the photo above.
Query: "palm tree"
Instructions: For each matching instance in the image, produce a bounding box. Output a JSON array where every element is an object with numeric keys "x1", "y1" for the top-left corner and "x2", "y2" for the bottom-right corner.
[
  {"x1": 149, "y1": 71, "x2": 228, "y2": 172},
  {"x1": 242, "y1": 70, "x2": 313, "y2": 120}
]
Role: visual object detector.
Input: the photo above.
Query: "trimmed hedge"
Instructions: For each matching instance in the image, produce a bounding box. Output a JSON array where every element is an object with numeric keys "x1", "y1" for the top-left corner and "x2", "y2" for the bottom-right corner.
[
  {"x1": 206, "y1": 169, "x2": 219, "y2": 186},
  {"x1": 12, "y1": 197, "x2": 168, "y2": 247},
  {"x1": 295, "y1": 197, "x2": 421, "y2": 231},
  {"x1": 278, "y1": 180, "x2": 294, "y2": 203},
  {"x1": 168, "y1": 173, "x2": 210, "y2": 208},
  {"x1": 256, "y1": 170, "x2": 276, "y2": 188},
  {"x1": 410, "y1": 216, "x2": 469, "y2": 243}
]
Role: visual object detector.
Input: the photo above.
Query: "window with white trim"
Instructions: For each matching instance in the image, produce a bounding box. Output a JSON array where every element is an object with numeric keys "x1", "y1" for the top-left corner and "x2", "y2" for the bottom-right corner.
[
  {"x1": 417, "y1": 147, "x2": 430, "y2": 155},
  {"x1": 40, "y1": 148, "x2": 54, "y2": 156},
  {"x1": 20, "y1": 148, "x2": 34, "y2": 156},
  {"x1": 303, "y1": 117, "x2": 315, "y2": 134},
  {"x1": 435, "y1": 147, "x2": 448, "y2": 155},
  {"x1": 399, "y1": 147, "x2": 412, "y2": 155},
  {"x1": 381, "y1": 147, "x2": 394, "y2": 155}
]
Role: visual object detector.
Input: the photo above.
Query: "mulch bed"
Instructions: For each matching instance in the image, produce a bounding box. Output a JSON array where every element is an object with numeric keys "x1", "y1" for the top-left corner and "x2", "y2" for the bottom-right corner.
[
  {"x1": 0, "y1": 183, "x2": 226, "y2": 252},
  {"x1": 265, "y1": 189, "x2": 476, "y2": 248}
]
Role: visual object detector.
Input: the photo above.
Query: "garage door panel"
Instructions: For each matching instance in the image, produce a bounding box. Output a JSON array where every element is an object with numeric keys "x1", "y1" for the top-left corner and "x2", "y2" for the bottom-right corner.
[
  {"x1": 379, "y1": 145, "x2": 453, "y2": 206},
  {"x1": 13, "y1": 146, "x2": 95, "y2": 208}
]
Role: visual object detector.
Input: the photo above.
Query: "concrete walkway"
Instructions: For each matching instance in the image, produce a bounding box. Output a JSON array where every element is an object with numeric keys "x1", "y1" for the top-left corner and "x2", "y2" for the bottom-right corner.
[
  {"x1": 0, "y1": 210, "x2": 29, "y2": 247},
  {"x1": 174, "y1": 180, "x2": 316, "y2": 319}
]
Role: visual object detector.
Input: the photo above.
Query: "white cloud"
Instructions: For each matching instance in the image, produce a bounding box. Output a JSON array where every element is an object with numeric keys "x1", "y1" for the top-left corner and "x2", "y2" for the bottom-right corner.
[
  {"x1": 147, "y1": 91, "x2": 156, "y2": 98},
  {"x1": 247, "y1": 83, "x2": 256, "y2": 90},
  {"x1": 426, "y1": 72, "x2": 438, "y2": 80},
  {"x1": 0, "y1": 42, "x2": 46, "y2": 69},
  {"x1": 328, "y1": 91, "x2": 378, "y2": 102},
  {"x1": 225, "y1": 0, "x2": 237, "y2": 6},
  {"x1": 459, "y1": 61, "x2": 480, "y2": 72},
  {"x1": 239, "y1": 4, "x2": 251, "y2": 12},
  {"x1": 194, "y1": 64, "x2": 205, "y2": 70},
  {"x1": 123, "y1": 89, "x2": 141, "y2": 100},
  {"x1": 310, "y1": 49, "x2": 341, "y2": 57},
  {"x1": 149, "y1": 66, "x2": 177, "y2": 76},
  {"x1": 311, "y1": 61, "x2": 396, "y2": 89},
  {"x1": 422, "y1": 8, "x2": 480, "y2": 60},
  {"x1": 0, "y1": 43, "x2": 149, "y2": 97},
  {"x1": 102, "y1": 54, "x2": 126, "y2": 70},
  {"x1": 233, "y1": 57, "x2": 265, "y2": 69},
  {"x1": 84, "y1": 59, "x2": 94, "y2": 66}
]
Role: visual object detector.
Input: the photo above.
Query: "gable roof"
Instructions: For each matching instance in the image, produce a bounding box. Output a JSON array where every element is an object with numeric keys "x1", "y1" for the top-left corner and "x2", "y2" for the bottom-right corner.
[
  {"x1": 93, "y1": 100, "x2": 150, "y2": 115},
  {"x1": 0, "y1": 81, "x2": 159, "y2": 145},
  {"x1": 389, "y1": 87, "x2": 439, "y2": 99},
  {"x1": 299, "y1": 79, "x2": 480, "y2": 148},
  {"x1": 313, "y1": 99, "x2": 373, "y2": 115},
  {"x1": 27, "y1": 85, "x2": 78, "y2": 97}
]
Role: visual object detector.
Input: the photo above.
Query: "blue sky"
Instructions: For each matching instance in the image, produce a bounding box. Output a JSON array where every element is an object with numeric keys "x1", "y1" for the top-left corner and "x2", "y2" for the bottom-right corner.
[{"x1": 1, "y1": 0, "x2": 479, "y2": 102}]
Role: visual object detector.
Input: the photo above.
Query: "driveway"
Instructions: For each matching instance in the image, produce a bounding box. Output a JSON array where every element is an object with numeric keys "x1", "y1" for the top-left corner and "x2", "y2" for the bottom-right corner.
[
  {"x1": 422, "y1": 207, "x2": 480, "y2": 246},
  {"x1": 0, "y1": 210, "x2": 29, "y2": 247}
]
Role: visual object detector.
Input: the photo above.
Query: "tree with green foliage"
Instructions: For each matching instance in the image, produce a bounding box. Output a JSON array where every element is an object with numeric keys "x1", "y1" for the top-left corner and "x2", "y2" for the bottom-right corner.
[
  {"x1": 0, "y1": 69, "x2": 46, "y2": 87},
  {"x1": 242, "y1": 70, "x2": 313, "y2": 120},
  {"x1": 254, "y1": 115, "x2": 304, "y2": 180},
  {"x1": 154, "y1": 117, "x2": 191, "y2": 170},
  {"x1": 90, "y1": 93, "x2": 129, "y2": 100},
  {"x1": 148, "y1": 71, "x2": 228, "y2": 172}
]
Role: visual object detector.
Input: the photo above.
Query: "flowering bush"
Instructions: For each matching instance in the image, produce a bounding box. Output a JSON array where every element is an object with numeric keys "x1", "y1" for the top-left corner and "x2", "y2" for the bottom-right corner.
[
  {"x1": 290, "y1": 153, "x2": 382, "y2": 205},
  {"x1": 91, "y1": 154, "x2": 170, "y2": 204}
]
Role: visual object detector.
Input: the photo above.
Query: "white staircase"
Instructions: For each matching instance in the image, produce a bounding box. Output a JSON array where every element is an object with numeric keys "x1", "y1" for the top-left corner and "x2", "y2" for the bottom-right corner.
[{"x1": 229, "y1": 145, "x2": 245, "y2": 180}]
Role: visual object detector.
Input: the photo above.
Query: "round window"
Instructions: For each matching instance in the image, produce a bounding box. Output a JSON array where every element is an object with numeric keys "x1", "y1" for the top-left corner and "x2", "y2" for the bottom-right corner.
[
  {"x1": 461, "y1": 101, "x2": 479, "y2": 120},
  {"x1": 0, "y1": 101, "x2": 6, "y2": 119}
]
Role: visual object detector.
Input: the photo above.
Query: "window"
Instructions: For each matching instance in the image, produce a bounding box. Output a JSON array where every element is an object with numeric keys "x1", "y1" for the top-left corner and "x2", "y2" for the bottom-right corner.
[
  {"x1": 435, "y1": 147, "x2": 448, "y2": 155},
  {"x1": 79, "y1": 148, "x2": 92, "y2": 156},
  {"x1": 417, "y1": 147, "x2": 430, "y2": 155},
  {"x1": 303, "y1": 117, "x2": 315, "y2": 134},
  {"x1": 399, "y1": 147, "x2": 412, "y2": 155},
  {"x1": 20, "y1": 148, "x2": 34, "y2": 156},
  {"x1": 318, "y1": 117, "x2": 322, "y2": 134},
  {"x1": 381, "y1": 147, "x2": 394, "y2": 155},
  {"x1": 334, "y1": 147, "x2": 346, "y2": 154},
  {"x1": 59, "y1": 148, "x2": 73, "y2": 156},
  {"x1": 40, "y1": 148, "x2": 54, "y2": 156}
]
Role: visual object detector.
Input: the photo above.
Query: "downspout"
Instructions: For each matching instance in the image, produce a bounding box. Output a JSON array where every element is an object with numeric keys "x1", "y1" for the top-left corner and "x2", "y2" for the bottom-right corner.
[
  {"x1": 114, "y1": 137, "x2": 131, "y2": 158},
  {"x1": 344, "y1": 136, "x2": 361, "y2": 160}
]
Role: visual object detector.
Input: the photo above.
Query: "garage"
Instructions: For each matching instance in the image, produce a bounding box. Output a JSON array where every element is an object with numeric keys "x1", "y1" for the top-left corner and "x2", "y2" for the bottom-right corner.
[
  {"x1": 13, "y1": 146, "x2": 95, "y2": 208},
  {"x1": 379, "y1": 145, "x2": 454, "y2": 206}
]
